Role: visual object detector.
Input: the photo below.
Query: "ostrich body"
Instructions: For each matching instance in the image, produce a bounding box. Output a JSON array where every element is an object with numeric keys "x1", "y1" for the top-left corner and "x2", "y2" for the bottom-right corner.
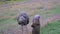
[
  {"x1": 31, "y1": 15, "x2": 40, "y2": 34},
  {"x1": 17, "y1": 12, "x2": 29, "y2": 34}
]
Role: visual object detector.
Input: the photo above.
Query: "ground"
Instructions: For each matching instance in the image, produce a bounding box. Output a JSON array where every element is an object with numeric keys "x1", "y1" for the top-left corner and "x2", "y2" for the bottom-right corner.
[
  {"x1": 40, "y1": 20, "x2": 60, "y2": 34},
  {"x1": 0, "y1": 0, "x2": 60, "y2": 34}
]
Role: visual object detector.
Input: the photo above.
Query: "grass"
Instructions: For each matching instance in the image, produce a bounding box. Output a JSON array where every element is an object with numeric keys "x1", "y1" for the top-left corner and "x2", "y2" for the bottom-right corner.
[
  {"x1": 0, "y1": 1, "x2": 60, "y2": 33},
  {"x1": 40, "y1": 20, "x2": 60, "y2": 34},
  {"x1": 0, "y1": 10, "x2": 18, "y2": 32},
  {"x1": 47, "y1": 6, "x2": 60, "y2": 18},
  {"x1": 0, "y1": 8, "x2": 42, "y2": 33},
  {"x1": 0, "y1": 17, "x2": 18, "y2": 34},
  {"x1": 0, "y1": 0, "x2": 27, "y2": 4},
  {"x1": 40, "y1": 6, "x2": 60, "y2": 33}
]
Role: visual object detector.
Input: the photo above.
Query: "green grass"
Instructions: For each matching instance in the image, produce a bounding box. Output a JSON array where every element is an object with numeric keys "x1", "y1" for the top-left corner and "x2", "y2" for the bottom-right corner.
[
  {"x1": 47, "y1": 6, "x2": 60, "y2": 18},
  {"x1": 40, "y1": 20, "x2": 60, "y2": 34},
  {"x1": 0, "y1": 1, "x2": 60, "y2": 33},
  {"x1": 0, "y1": 18, "x2": 18, "y2": 34},
  {"x1": 0, "y1": 10, "x2": 17, "y2": 30},
  {"x1": 0, "y1": 0, "x2": 27, "y2": 4}
]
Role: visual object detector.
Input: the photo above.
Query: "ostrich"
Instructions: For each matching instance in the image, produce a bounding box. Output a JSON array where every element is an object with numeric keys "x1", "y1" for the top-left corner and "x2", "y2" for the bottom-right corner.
[
  {"x1": 31, "y1": 15, "x2": 40, "y2": 34},
  {"x1": 17, "y1": 12, "x2": 29, "y2": 34}
]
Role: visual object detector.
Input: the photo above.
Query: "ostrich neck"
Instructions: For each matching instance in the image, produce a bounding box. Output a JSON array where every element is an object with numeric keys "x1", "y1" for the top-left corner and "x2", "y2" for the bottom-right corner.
[{"x1": 33, "y1": 19, "x2": 40, "y2": 24}]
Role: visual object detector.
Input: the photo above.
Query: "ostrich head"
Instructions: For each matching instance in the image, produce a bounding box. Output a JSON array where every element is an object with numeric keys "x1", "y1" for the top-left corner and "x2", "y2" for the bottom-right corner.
[
  {"x1": 34, "y1": 15, "x2": 40, "y2": 20},
  {"x1": 33, "y1": 15, "x2": 40, "y2": 23},
  {"x1": 17, "y1": 11, "x2": 29, "y2": 25}
]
